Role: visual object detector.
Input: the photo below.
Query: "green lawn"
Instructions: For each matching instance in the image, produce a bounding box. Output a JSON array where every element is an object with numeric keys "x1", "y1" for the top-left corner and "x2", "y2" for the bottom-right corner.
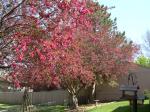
[
  {"x1": 0, "y1": 100, "x2": 150, "y2": 112},
  {"x1": 87, "y1": 100, "x2": 150, "y2": 112}
]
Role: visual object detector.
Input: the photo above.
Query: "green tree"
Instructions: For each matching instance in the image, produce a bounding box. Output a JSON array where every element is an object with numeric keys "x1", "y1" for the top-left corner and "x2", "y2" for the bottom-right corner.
[{"x1": 135, "y1": 55, "x2": 150, "y2": 67}]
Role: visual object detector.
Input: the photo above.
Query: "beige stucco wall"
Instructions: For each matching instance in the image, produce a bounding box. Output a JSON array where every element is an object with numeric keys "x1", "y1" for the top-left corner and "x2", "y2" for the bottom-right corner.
[{"x1": 96, "y1": 66, "x2": 150, "y2": 101}]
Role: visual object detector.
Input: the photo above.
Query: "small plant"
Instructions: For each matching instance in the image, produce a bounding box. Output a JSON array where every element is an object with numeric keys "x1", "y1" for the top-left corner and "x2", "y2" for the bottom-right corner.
[{"x1": 144, "y1": 90, "x2": 150, "y2": 99}]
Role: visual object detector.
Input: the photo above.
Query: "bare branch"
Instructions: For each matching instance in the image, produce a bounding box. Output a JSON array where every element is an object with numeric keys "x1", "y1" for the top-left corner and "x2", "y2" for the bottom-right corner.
[
  {"x1": 0, "y1": 40, "x2": 13, "y2": 50},
  {"x1": 0, "y1": 0, "x2": 26, "y2": 28}
]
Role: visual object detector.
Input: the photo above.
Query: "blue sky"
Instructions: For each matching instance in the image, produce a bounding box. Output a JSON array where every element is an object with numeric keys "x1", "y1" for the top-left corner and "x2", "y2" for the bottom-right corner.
[{"x1": 99, "y1": 0, "x2": 150, "y2": 55}]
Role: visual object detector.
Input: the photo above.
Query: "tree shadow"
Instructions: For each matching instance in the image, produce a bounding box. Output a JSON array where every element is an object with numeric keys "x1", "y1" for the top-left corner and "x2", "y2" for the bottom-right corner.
[
  {"x1": 112, "y1": 105, "x2": 130, "y2": 112},
  {"x1": 0, "y1": 105, "x2": 19, "y2": 112},
  {"x1": 112, "y1": 104, "x2": 150, "y2": 112},
  {"x1": 37, "y1": 105, "x2": 65, "y2": 112}
]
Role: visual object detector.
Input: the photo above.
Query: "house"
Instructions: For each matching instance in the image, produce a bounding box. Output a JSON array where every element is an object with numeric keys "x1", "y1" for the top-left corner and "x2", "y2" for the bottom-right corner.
[{"x1": 95, "y1": 65, "x2": 150, "y2": 102}]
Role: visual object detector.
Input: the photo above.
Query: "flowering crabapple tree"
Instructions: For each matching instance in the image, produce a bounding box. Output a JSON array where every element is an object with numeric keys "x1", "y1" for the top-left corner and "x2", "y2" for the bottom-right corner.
[
  {"x1": 7, "y1": 0, "x2": 94, "y2": 109},
  {"x1": 78, "y1": 2, "x2": 138, "y2": 102},
  {"x1": 56, "y1": 39, "x2": 94, "y2": 109}
]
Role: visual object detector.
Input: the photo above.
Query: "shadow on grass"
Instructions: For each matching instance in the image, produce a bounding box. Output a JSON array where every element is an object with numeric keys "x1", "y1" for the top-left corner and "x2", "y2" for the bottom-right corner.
[
  {"x1": 37, "y1": 105, "x2": 65, "y2": 112},
  {"x1": 0, "y1": 104, "x2": 19, "y2": 112},
  {"x1": 0, "y1": 104, "x2": 65, "y2": 112},
  {"x1": 112, "y1": 104, "x2": 150, "y2": 112}
]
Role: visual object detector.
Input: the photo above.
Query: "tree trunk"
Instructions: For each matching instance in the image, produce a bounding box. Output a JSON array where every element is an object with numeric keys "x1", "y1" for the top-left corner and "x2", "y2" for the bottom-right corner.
[
  {"x1": 71, "y1": 94, "x2": 79, "y2": 109},
  {"x1": 89, "y1": 82, "x2": 96, "y2": 103},
  {"x1": 21, "y1": 87, "x2": 32, "y2": 112}
]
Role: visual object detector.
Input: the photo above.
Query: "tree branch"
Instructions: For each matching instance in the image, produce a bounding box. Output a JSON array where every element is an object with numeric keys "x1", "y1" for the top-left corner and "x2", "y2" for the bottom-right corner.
[
  {"x1": 0, "y1": 0, "x2": 26, "y2": 28},
  {"x1": 0, "y1": 40, "x2": 13, "y2": 50}
]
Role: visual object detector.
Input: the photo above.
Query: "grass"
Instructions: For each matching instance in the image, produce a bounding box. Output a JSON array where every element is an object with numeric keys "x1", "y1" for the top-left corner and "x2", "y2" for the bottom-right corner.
[
  {"x1": 0, "y1": 104, "x2": 66, "y2": 112},
  {"x1": 0, "y1": 100, "x2": 149, "y2": 112},
  {"x1": 0, "y1": 104, "x2": 19, "y2": 112},
  {"x1": 37, "y1": 105, "x2": 66, "y2": 112},
  {"x1": 87, "y1": 100, "x2": 150, "y2": 112}
]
